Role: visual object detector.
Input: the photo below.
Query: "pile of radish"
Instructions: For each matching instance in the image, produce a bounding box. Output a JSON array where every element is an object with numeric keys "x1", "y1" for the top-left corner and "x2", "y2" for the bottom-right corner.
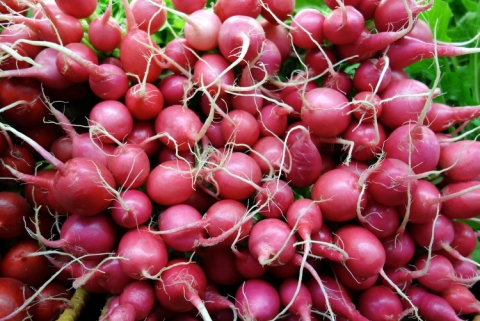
[{"x1": 1, "y1": 0, "x2": 480, "y2": 320}]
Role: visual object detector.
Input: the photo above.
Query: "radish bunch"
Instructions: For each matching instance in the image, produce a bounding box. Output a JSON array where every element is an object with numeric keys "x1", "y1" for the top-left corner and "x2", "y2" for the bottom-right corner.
[{"x1": 0, "y1": 0, "x2": 480, "y2": 320}]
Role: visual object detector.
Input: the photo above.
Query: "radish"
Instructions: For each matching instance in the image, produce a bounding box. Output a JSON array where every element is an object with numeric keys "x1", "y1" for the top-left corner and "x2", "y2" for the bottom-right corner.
[
  {"x1": 424, "y1": 102, "x2": 480, "y2": 132},
  {"x1": 88, "y1": 0, "x2": 122, "y2": 52},
  {"x1": 357, "y1": 285, "x2": 404, "y2": 321},
  {"x1": 154, "y1": 258, "x2": 211, "y2": 320},
  {"x1": 171, "y1": 0, "x2": 207, "y2": 14},
  {"x1": 279, "y1": 278, "x2": 313, "y2": 321},
  {"x1": 254, "y1": 179, "x2": 294, "y2": 219},
  {"x1": 0, "y1": 191, "x2": 31, "y2": 239},
  {"x1": 131, "y1": 0, "x2": 167, "y2": 34},
  {"x1": 251, "y1": 136, "x2": 289, "y2": 176},
  {"x1": 29, "y1": 282, "x2": 71, "y2": 321},
  {"x1": 162, "y1": 38, "x2": 199, "y2": 74},
  {"x1": 125, "y1": 83, "x2": 164, "y2": 121},
  {"x1": 404, "y1": 286, "x2": 463, "y2": 321},
  {"x1": 110, "y1": 189, "x2": 152, "y2": 228},
  {"x1": 290, "y1": 9, "x2": 325, "y2": 50},
  {"x1": 360, "y1": 198, "x2": 400, "y2": 239},
  {"x1": 199, "y1": 245, "x2": 244, "y2": 286},
  {"x1": 374, "y1": 0, "x2": 432, "y2": 33},
  {"x1": 183, "y1": 9, "x2": 222, "y2": 51},
  {"x1": 323, "y1": 5, "x2": 365, "y2": 45},
  {"x1": 234, "y1": 247, "x2": 268, "y2": 279},
  {"x1": 332, "y1": 262, "x2": 379, "y2": 290},
  {"x1": 55, "y1": 0, "x2": 97, "y2": 18},
  {"x1": 261, "y1": 19, "x2": 291, "y2": 62},
  {"x1": 0, "y1": 277, "x2": 33, "y2": 321},
  {"x1": 119, "y1": 281, "x2": 156, "y2": 320},
  {"x1": 438, "y1": 140, "x2": 480, "y2": 181},
  {"x1": 214, "y1": 0, "x2": 261, "y2": 21},
  {"x1": 89, "y1": 100, "x2": 134, "y2": 144},
  {"x1": 107, "y1": 143, "x2": 150, "y2": 189},
  {"x1": 234, "y1": 279, "x2": 281, "y2": 321},
  {"x1": 259, "y1": 0, "x2": 295, "y2": 24},
  {"x1": 441, "y1": 284, "x2": 480, "y2": 315}
]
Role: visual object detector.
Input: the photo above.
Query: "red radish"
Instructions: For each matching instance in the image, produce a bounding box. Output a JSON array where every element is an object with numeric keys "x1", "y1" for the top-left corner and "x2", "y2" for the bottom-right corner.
[
  {"x1": 357, "y1": 285, "x2": 404, "y2": 321},
  {"x1": 157, "y1": 145, "x2": 195, "y2": 165},
  {"x1": 119, "y1": 281, "x2": 156, "y2": 320},
  {"x1": 333, "y1": 225, "x2": 386, "y2": 278},
  {"x1": 257, "y1": 104, "x2": 289, "y2": 137},
  {"x1": 198, "y1": 245, "x2": 243, "y2": 285},
  {"x1": 108, "y1": 144, "x2": 150, "y2": 189},
  {"x1": 0, "y1": 23, "x2": 42, "y2": 60},
  {"x1": 301, "y1": 87, "x2": 351, "y2": 138},
  {"x1": 260, "y1": 0, "x2": 295, "y2": 23},
  {"x1": 321, "y1": 70, "x2": 353, "y2": 95},
  {"x1": 441, "y1": 284, "x2": 480, "y2": 315},
  {"x1": 0, "y1": 239, "x2": 50, "y2": 287},
  {"x1": 89, "y1": 100, "x2": 134, "y2": 144},
  {"x1": 214, "y1": 0, "x2": 261, "y2": 21},
  {"x1": 24, "y1": 169, "x2": 65, "y2": 215},
  {"x1": 17, "y1": 122, "x2": 62, "y2": 158},
  {"x1": 221, "y1": 109, "x2": 260, "y2": 149},
  {"x1": 279, "y1": 278, "x2": 313, "y2": 321},
  {"x1": 424, "y1": 102, "x2": 480, "y2": 132},
  {"x1": 438, "y1": 181, "x2": 480, "y2": 219},
  {"x1": 234, "y1": 279, "x2": 281, "y2": 321},
  {"x1": 311, "y1": 168, "x2": 367, "y2": 222},
  {"x1": 381, "y1": 230, "x2": 416, "y2": 268},
  {"x1": 234, "y1": 247, "x2": 268, "y2": 279},
  {"x1": 374, "y1": 0, "x2": 432, "y2": 33},
  {"x1": 360, "y1": 199, "x2": 400, "y2": 239},
  {"x1": 254, "y1": 179, "x2": 295, "y2": 219},
  {"x1": 125, "y1": 83, "x2": 164, "y2": 121},
  {"x1": 126, "y1": 120, "x2": 161, "y2": 157},
  {"x1": 118, "y1": 226, "x2": 168, "y2": 280},
  {"x1": 290, "y1": 9, "x2": 325, "y2": 49},
  {"x1": 408, "y1": 214, "x2": 455, "y2": 252},
  {"x1": 131, "y1": 0, "x2": 167, "y2": 34},
  {"x1": 332, "y1": 262, "x2": 379, "y2": 290},
  {"x1": 154, "y1": 258, "x2": 210, "y2": 319},
  {"x1": 231, "y1": 67, "x2": 264, "y2": 116},
  {"x1": 110, "y1": 189, "x2": 152, "y2": 228},
  {"x1": 0, "y1": 277, "x2": 33, "y2": 321},
  {"x1": 386, "y1": 36, "x2": 480, "y2": 70},
  {"x1": 251, "y1": 136, "x2": 289, "y2": 176},
  {"x1": 29, "y1": 283, "x2": 71, "y2": 321},
  {"x1": 155, "y1": 104, "x2": 203, "y2": 151},
  {"x1": 203, "y1": 283, "x2": 237, "y2": 317},
  {"x1": 88, "y1": 0, "x2": 122, "y2": 52},
  {"x1": 158, "y1": 74, "x2": 192, "y2": 106},
  {"x1": 248, "y1": 218, "x2": 297, "y2": 267},
  {"x1": 310, "y1": 224, "x2": 348, "y2": 262},
  {"x1": 171, "y1": 0, "x2": 207, "y2": 14},
  {"x1": 0, "y1": 145, "x2": 36, "y2": 184},
  {"x1": 261, "y1": 19, "x2": 291, "y2": 62},
  {"x1": 438, "y1": 140, "x2": 480, "y2": 181},
  {"x1": 404, "y1": 286, "x2": 463, "y2": 321},
  {"x1": 397, "y1": 179, "x2": 441, "y2": 224},
  {"x1": 280, "y1": 78, "x2": 318, "y2": 119},
  {"x1": 323, "y1": 5, "x2": 365, "y2": 45},
  {"x1": 304, "y1": 46, "x2": 337, "y2": 76},
  {"x1": 55, "y1": 0, "x2": 97, "y2": 18},
  {"x1": 342, "y1": 120, "x2": 387, "y2": 161},
  {"x1": 353, "y1": 58, "x2": 392, "y2": 93},
  {"x1": 0, "y1": 191, "x2": 31, "y2": 239},
  {"x1": 324, "y1": 0, "x2": 361, "y2": 9},
  {"x1": 146, "y1": 159, "x2": 195, "y2": 206},
  {"x1": 120, "y1": 0, "x2": 163, "y2": 83},
  {"x1": 193, "y1": 53, "x2": 235, "y2": 96},
  {"x1": 163, "y1": 38, "x2": 199, "y2": 74},
  {"x1": 183, "y1": 9, "x2": 222, "y2": 51},
  {"x1": 449, "y1": 221, "x2": 477, "y2": 257}
]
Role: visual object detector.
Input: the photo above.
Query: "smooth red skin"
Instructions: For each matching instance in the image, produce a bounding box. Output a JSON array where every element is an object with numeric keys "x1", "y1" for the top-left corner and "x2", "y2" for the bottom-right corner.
[
  {"x1": 206, "y1": 122, "x2": 226, "y2": 149},
  {"x1": 109, "y1": 303, "x2": 136, "y2": 321},
  {"x1": 90, "y1": 64, "x2": 129, "y2": 100},
  {"x1": 425, "y1": 103, "x2": 480, "y2": 132},
  {"x1": 451, "y1": 258, "x2": 478, "y2": 279},
  {"x1": 404, "y1": 286, "x2": 463, "y2": 321},
  {"x1": 255, "y1": 179, "x2": 294, "y2": 219},
  {"x1": 55, "y1": 43, "x2": 98, "y2": 83},
  {"x1": 450, "y1": 221, "x2": 477, "y2": 257},
  {"x1": 131, "y1": 0, "x2": 167, "y2": 34},
  {"x1": 257, "y1": 105, "x2": 289, "y2": 137},
  {"x1": 119, "y1": 281, "x2": 156, "y2": 320},
  {"x1": 146, "y1": 160, "x2": 195, "y2": 206},
  {"x1": 0, "y1": 192, "x2": 31, "y2": 239},
  {"x1": 89, "y1": 100, "x2": 133, "y2": 144},
  {"x1": 351, "y1": 92, "x2": 383, "y2": 122},
  {"x1": 158, "y1": 204, "x2": 206, "y2": 252},
  {"x1": 234, "y1": 247, "x2": 268, "y2": 279},
  {"x1": 414, "y1": 254, "x2": 456, "y2": 292},
  {"x1": 323, "y1": 6, "x2": 364, "y2": 45},
  {"x1": 357, "y1": 285, "x2": 403, "y2": 321},
  {"x1": 110, "y1": 189, "x2": 152, "y2": 228},
  {"x1": 218, "y1": 15, "x2": 265, "y2": 63},
  {"x1": 334, "y1": 225, "x2": 386, "y2": 278},
  {"x1": 286, "y1": 198, "x2": 322, "y2": 241},
  {"x1": 235, "y1": 279, "x2": 281, "y2": 321},
  {"x1": 155, "y1": 258, "x2": 207, "y2": 313},
  {"x1": 0, "y1": 78, "x2": 49, "y2": 127},
  {"x1": 50, "y1": 135, "x2": 73, "y2": 163},
  {"x1": 324, "y1": 0, "x2": 361, "y2": 9},
  {"x1": 408, "y1": 19, "x2": 433, "y2": 42},
  {"x1": 55, "y1": 0, "x2": 97, "y2": 18},
  {"x1": 332, "y1": 262, "x2": 379, "y2": 290},
  {"x1": 157, "y1": 146, "x2": 195, "y2": 165},
  {"x1": 155, "y1": 105, "x2": 202, "y2": 151},
  {"x1": 24, "y1": 169, "x2": 65, "y2": 215},
  {"x1": 441, "y1": 181, "x2": 480, "y2": 219},
  {"x1": 164, "y1": 38, "x2": 199, "y2": 74},
  {"x1": 221, "y1": 109, "x2": 260, "y2": 149},
  {"x1": 108, "y1": 144, "x2": 150, "y2": 189},
  {"x1": 374, "y1": 0, "x2": 430, "y2": 33},
  {"x1": 261, "y1": 20, "x2": 291, "y2": 62},
  {"x1": 280, "y1": 80, "x2": 318, "y2": 119},
  {"x1": 290, "y1": 9, "x2": 325, "y2": 49},
  {"x1": 0, "y1": 240, "x2": 50, "y2": 287},
  {"x1": 397, "y1": 179, "x2": 441, "y2": 224},
  {"x1": 301, "y1": 87, "x2": 351, "y2": 138},
  {"x1": 381, "y1": 230, "x2": 415, "y2": 268},
  {"x1": 204, "y1": 199, "x2": 252, "y2": 245},
  {"x1": 250, "y1": 38, "x2": 282, "y2": 82},
  {"x1": 248, "y1": 218, "x2": 297, "y2": 267},
  {"x1": 304, "y1": 46, "x2": 337, "y2": 76},
  {"x1": 384, "y1": 124, "x2": 441, "y2": 174},
  {"x1": 284, "y1": 129, "x2": 323, "y2": 188},
  {"x1": 118, "y1": 227, "x2": 168, "y2": 280},
  {"x1": 441, "y1": 284, "x2": 480, "y2": 315},
  {"x1": 88, "y1": 255, "x2": 133, "y2": 294},
  {"x1": 310, "y1": 224, "x2": 345, "y2": 262},
  {"x1": 260, "y1": 0, "x2": 295, "y2": 23},
  {"x1": 353, "y1": 58, "x2": 392, "y2": 93},
  {"x1": 199, "y1": 245, "x2": 244, "y2": 286},
  {"x1": 212, "y1": 152, "x2": 262, "y2": 201},
  {"x1": 408, "y1": 214, "x2": 454, "y2": 252},
  {"x1": 367, "y1": 158, "x2": 419, "y2": 207},
  {"x1": 311, "y1": 169, "x2": 367, "y2": 222},
  {"x1": 126, "y1": 120, "x2": 161, "y2": 157},
  {"x1": 68, "y1": 133, "x2": 116, "y2": 168},
  {"x1": 250, "y1": 136, "x2": 286, "y2": 175},
  {"x1": 438, "y1": 140, "x2": 480, "y2": 181},
  {"x1": 231, "y1": 75, "x2": 263, "y2": 116},
  {"x1": 184, "y1": 10, "x2": 222, "y2": 51},
  {"x1": 379, "y1": 265, "x2": 413, "y2": 292},
  {"x1": 342, "y1": 120, "x2": 387, "y2": 161},
  {"x1": 171, "y1": 0, "x2": 206, "y2": 13},
  {"x1": 279, "y1": 278, "x2": 313, "y2": 319},
  {"x1": 88, "y1": 17, "x2": 122, "y2": 52},
  {"x1": 379, "y1": 79, "x2": 431, "y2": 129},
  {"x1": 29, "y1": 283, "x2": 71, "y2": 321},
  {"x1": 0, "y1": 277, "x2": 33, "y2": 321},
  {"x1": 307, "y1": 275, "x2": 368, "y2": 321},
  {"x1": 0, "y1": 146, "x2": 36, "y2": 184},
  {"x1": 125, "y1": 83, "x2": 164, "y2": 121},
  {"x1": 356, "y1": 0, "x2": 379, "y2": 19},
  {"x1": 193, "y1": 53, "x2": 235, "y2": 96},
  {"x1": 214, "y1": 0, "x2": 261, "y2": 21},
  {"x1": 360, "y1": 199, "x2": 399, "y2": 239},
  {"x1": 182, "y1": 188, "x2": 217, "y2": 213},
  {"x1": 335, "y1": 160, "x2": 369, "y2": 177},
  {"x1": 321, "y1": 71, "x2": 353, "y2": 95},
  {"x1": 204, "y1": 283, "x2": 234, "y2": 313},
  {"x1": 268, "y1": 259, "x2": 300, "y2": 279},
  {"x1": 120, "y1": 29, "x2": 163, "y2": 83},
  {"x1": 158, "y1": 74, "x2": 192, "y2": 107},
  {"x1": 0, "y1": 24, "x2": 42, "y2": 59},
  {"x1": 16, "y1": 122, "x2": 62, "y2": 159},
  {"x1": 0, "y1": 45, "x2": 30, "y2": 71}
]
